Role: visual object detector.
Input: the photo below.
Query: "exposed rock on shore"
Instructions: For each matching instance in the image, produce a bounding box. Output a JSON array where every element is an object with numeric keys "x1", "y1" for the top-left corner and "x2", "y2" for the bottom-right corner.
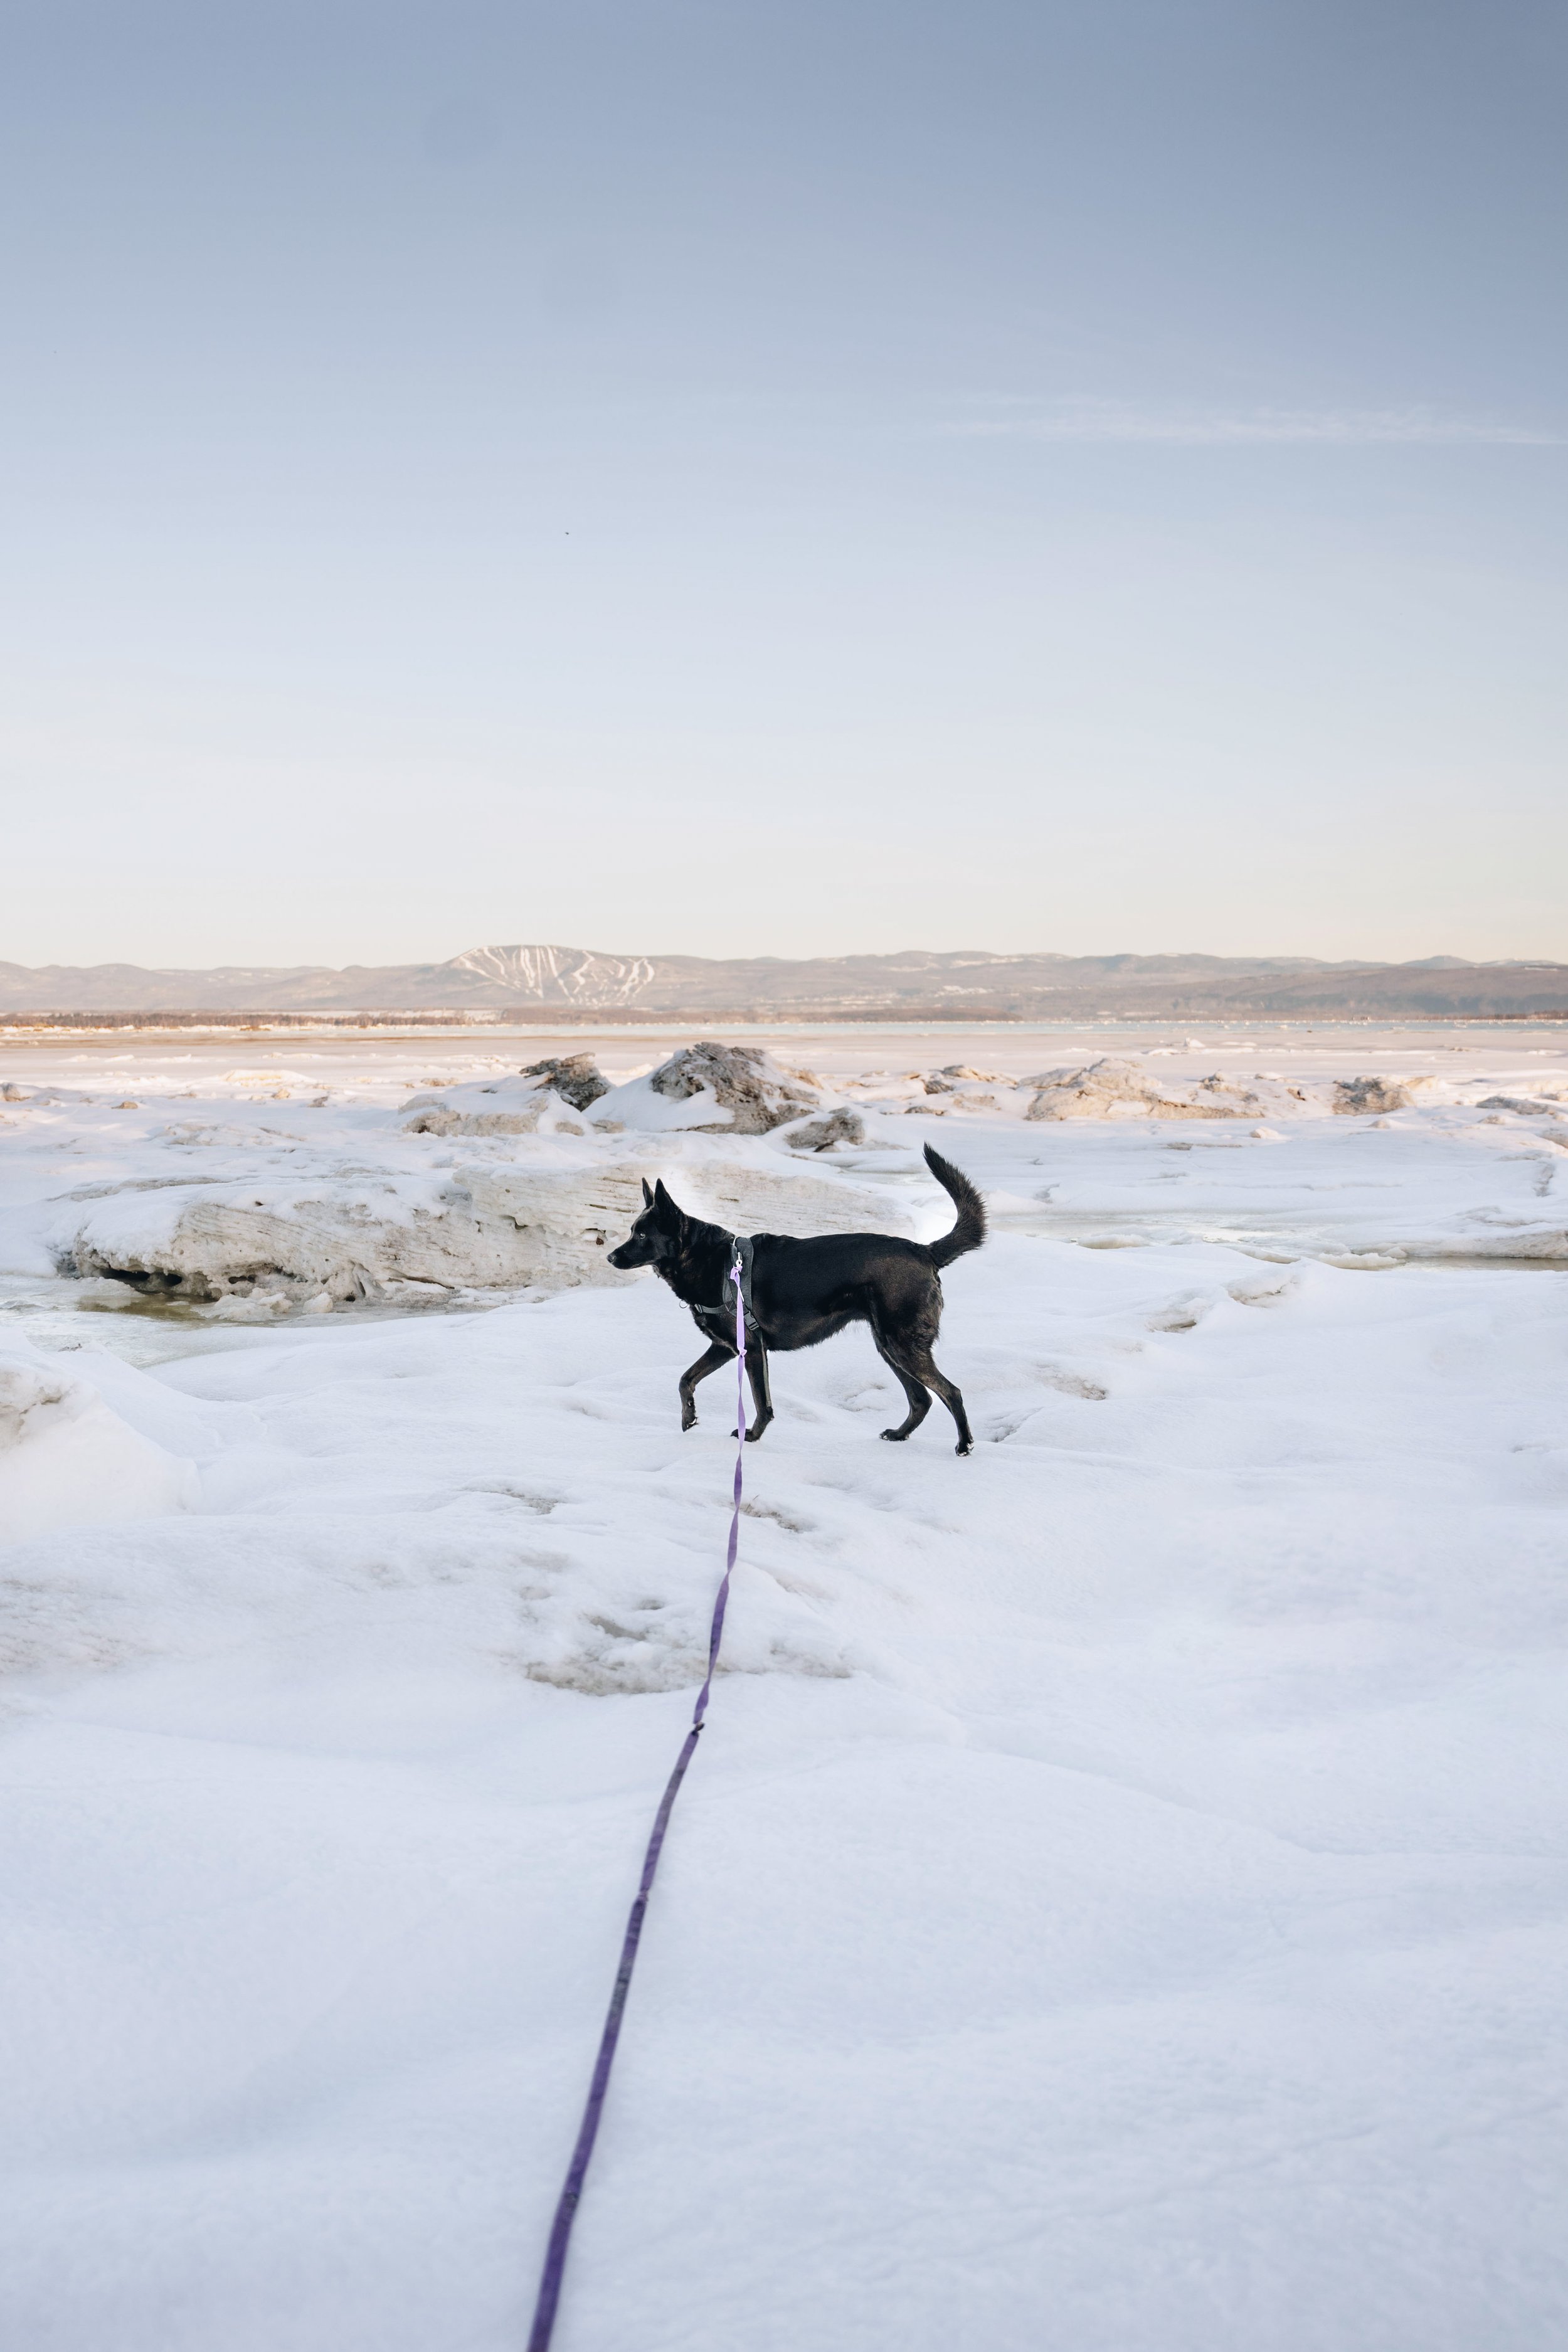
[
  {"x1": 519, "y1": 1053, "x2": 610, "y2": 1111},
  {"x1": 1332, "y1": 1075, "x2": 1422, "y2": 1115},
  {"x1": 647, "y1": 1041, "x2": 820, "y2": 1133},
  {"x1": 785, "y1": 1108, "x2": 866, "y2": 1150}
]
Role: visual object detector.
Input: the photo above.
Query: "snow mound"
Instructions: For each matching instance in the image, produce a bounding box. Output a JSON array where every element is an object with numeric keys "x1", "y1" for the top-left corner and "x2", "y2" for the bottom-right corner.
[
  {"x1": 1025, "y1": 1057, "x2": 1262, "y2": 1121},
  {"x1": 401, "y1": 1060, "x2": 611, "y2": 1134},
  {"x1": 645, "y1": 1041, "x2": 821, "y2": 1133},
  {"x1": 0, "y1": 1343, "x2": 194, "y2": 1545},
  {"x1": 400, "y1": 1070, "x2": 590, "y2": 1137}
]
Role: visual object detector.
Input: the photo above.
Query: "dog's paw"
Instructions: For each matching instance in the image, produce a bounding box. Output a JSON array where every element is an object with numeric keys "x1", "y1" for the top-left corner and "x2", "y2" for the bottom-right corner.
[
  {"x1": 880, "y1": 1426, "x2": 909, "y2": 1443},
  {"x1": 955, "y1": 1438, "x2": 973, "y2": 1456}
]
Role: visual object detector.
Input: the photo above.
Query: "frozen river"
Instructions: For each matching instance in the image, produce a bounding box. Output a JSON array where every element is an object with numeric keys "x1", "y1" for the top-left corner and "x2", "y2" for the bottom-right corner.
[{"x1": 2, "y1": 1022, "x2": 1565, "y2": 2349}]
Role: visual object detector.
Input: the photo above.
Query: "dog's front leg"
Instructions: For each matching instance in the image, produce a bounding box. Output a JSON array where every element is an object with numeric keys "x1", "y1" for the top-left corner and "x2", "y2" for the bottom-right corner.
[
  {"x1": 743, "y1": 1340, "x2": 774, "y2": 1443},
  {"x1": 679, "y1": 1340, "x2": 736, "y2": 1431}
]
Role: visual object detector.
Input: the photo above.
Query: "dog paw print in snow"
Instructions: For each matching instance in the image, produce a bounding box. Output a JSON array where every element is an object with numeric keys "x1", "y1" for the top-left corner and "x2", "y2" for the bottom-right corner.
[
  {"x1": 839, "y1": 1382, "x2": 894, "y2": 1413},
  {"x1": 518, "y1": 1571, "x2": 854, "y2": 1692},
  {"x1": 1039, "y1": 1364, "x2": 1110, "y2": 1399},
  {"x1": 741, "y1": 1495, "x2": 820, "y2": 1536},
  {"x1": 1147, "y1": 1291, "x2": 1214, "y2": 1333}
]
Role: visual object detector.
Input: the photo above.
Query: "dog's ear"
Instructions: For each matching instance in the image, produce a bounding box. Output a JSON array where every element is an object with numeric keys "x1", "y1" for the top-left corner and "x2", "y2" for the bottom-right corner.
[
  {"x1": 641, "y1": 1179, "x2": 654, "y2": 1207},
  {"x1": 653, "y1": 1177, "x2": 674, "y2": 1219}
]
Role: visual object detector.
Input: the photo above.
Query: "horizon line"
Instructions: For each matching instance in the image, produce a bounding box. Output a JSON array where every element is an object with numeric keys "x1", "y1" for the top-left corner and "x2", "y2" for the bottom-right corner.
[{"x1": 6, "y1": 946, "x2": 1568, "y2": 974}]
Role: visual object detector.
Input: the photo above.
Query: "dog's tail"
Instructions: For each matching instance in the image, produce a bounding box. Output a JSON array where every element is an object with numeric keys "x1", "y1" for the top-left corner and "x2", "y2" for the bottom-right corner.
[{"x1": 923, "y1": 1143, "x2": 987, "y2": 1268}]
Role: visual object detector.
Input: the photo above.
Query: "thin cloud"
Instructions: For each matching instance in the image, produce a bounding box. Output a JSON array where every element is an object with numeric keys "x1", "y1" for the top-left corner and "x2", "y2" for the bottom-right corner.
[{"x1": 947, "y1": 400, "x2": 1563, "y2": 447}]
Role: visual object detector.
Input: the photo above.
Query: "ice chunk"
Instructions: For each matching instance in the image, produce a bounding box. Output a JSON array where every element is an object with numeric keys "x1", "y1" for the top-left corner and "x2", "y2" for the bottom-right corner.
[{"x1": 1025, "y1": 1057, "x2": 1253, "y2": 1121}]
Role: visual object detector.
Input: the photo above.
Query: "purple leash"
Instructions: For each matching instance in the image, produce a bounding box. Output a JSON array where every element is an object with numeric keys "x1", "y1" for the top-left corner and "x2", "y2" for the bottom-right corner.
[{"x1": 526, "y1": 1241, "x2": 750, "y2": 2351}]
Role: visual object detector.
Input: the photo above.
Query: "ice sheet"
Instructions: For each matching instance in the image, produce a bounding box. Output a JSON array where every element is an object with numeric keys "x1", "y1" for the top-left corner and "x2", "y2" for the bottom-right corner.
[{"x1": 1, "y1": 1026, "x2": 1565, "y2": 2349}]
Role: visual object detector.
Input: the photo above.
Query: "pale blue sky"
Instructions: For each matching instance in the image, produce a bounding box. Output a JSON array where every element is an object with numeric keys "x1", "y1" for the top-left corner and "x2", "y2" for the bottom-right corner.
[{"x1": 3, "y1": 0, "x2": 1564, "y2": 968}]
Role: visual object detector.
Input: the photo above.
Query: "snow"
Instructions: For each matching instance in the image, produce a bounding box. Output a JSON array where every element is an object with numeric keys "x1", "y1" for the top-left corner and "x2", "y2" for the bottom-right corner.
[
  {"x1": 1, "y1": 1023, "x2": 1566, "y2": 2349},
  {"x1": 0, "y1": 1338, "x2": 197, "y2": 1544}
]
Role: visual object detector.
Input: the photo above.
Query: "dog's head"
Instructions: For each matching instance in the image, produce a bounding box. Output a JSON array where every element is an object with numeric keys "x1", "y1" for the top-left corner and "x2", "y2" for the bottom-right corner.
[{"x1": 607, "y1": 1178, "x2": 682, "y2": 1271}]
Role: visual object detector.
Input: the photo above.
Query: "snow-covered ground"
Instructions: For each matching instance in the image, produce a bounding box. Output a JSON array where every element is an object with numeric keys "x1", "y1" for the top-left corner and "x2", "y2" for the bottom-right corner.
[{"x1": 2, "y1": 1025, "x2": 1566, "y2": 2349}]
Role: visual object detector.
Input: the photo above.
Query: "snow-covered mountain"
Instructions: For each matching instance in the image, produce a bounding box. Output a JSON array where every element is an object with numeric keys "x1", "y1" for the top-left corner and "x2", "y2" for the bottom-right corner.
[
  {"x1": 1, "y1": 944, "x2": 1566, "y2": 1017},
  {"x1": 442, "y1": 945, "x2": 657, "y2": 1004}
]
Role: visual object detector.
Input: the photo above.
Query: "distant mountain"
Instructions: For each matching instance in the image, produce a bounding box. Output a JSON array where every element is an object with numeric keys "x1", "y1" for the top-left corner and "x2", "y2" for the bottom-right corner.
[{"x1": 2, "y1": 945, "x2": 1567, "y2": 1019}]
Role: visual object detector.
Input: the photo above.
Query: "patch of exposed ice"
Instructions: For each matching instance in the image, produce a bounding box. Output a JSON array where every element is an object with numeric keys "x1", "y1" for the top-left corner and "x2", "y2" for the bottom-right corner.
[{"x1": 1, "y1": 1046, "x2": 1567, "y2": 2347}]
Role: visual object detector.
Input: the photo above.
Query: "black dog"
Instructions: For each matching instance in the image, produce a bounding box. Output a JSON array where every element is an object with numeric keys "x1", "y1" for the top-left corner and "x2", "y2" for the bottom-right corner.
[{"x1": 606, "y1": 1144, "x2": 985, "y2": 1454}]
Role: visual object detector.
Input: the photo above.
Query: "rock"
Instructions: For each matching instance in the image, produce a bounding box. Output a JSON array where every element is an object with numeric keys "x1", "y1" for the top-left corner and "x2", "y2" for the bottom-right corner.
[
  {"x1": 785, "y1": 1108, "x2": 866, "y2": 1151},
  {"x1": 647, "y1": 1041, "x2": 819, "y2": 1133},
  {"x1": 520, "y1": 1054, "x2": 610, "y2": 1111},
  {"x1": 1332, "y1": 1076, "x2": 1415, "y2": 1116}
]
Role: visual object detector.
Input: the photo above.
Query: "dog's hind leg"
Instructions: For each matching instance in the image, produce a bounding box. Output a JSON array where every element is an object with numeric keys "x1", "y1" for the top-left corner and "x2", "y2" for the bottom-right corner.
[
  {"x1": 742, "y1": 1340, "x2": 775, "y2": 1443},
  {"x1": 679, "y1": 1339, "x2": 735, "y2": 1432},
  {"x1": 909, "y1": 1345, "x2": 974, "y2": 1456},
  {"x1": 872, "y1": 1333, "x2": 933, "y2": 1444},
  {"x1": 880, "y1": 1337, "x2": 973, "y2": 1456}
]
